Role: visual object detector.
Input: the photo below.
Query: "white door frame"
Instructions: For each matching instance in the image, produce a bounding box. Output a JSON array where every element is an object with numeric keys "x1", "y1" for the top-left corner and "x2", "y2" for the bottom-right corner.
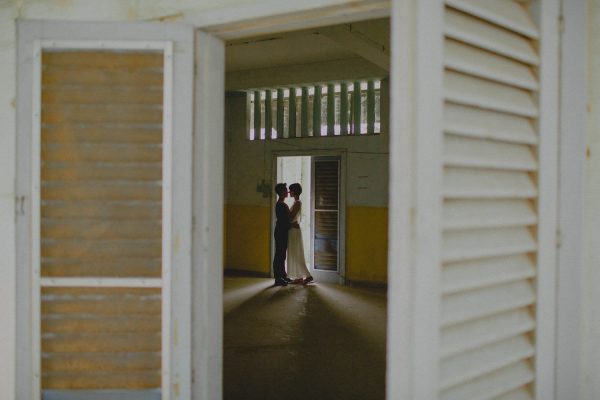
[{"x1": 556, "y1": 0, "x2": 587, "y2": 398}]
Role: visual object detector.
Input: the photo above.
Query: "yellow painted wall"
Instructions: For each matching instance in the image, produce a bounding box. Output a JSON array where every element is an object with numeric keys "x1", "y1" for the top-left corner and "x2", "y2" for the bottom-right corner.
[
  {"x1": 345, "y1": 206, "x2": 388, "y2": 283},
  {"x1": 225, "y1": 204, "x2": 271, "y2": 275},
  {"x1": 225, "y1": 205, "x2": 388, "y2": 282}
]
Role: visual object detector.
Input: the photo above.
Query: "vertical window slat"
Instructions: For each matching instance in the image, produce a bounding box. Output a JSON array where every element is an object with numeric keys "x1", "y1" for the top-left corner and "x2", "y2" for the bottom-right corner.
[
  {"x1": 367, "y1": 80, "x2": 376, "y2": 135},
  {"x1": 253, "y1": 90, "x2": 261, "y2": 140},
  {"x1": 353, "y1": 81, "x2": 361, "y2": 135},
  {"x1": 340, "y1": 83, "x2": 349, "y2": 135},
  {"x1": 277, "y1": 88, "x2": 285, "y2": 138},
  {"x1": 327, "y1": 83, "x2": 335, "y2": 136},
  {"x1": 265, "y1": 90, "x2": 272, "y2": 140},
  {"x1": 301, "y1": 87, "x2": 309, "y2": 137},
  {"x1": 313, "y1": 85, "x2": 322, "y2": 137},
  {"x1": 289, "y1": 88, "x2": 297, "y2": 138}
]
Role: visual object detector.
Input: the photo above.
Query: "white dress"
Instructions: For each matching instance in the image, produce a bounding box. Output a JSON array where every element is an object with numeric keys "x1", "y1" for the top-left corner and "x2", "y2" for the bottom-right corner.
[{"x1": 286, "y1": 200, "x2": 311, "y2": 279}]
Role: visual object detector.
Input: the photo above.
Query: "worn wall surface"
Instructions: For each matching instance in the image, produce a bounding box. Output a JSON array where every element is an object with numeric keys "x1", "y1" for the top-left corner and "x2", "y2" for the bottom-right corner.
[
  {"x1": 583, "y1": 0, "x2": 600, "y2": 398},
  {"x1": 224, "y1": 90, "x2": 389, "y2": 283}
]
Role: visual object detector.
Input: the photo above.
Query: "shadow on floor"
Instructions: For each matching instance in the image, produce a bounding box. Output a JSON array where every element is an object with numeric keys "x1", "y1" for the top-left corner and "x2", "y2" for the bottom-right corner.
[{"x1": 224, "y1": 277, "x2": 387, "y2": 400}]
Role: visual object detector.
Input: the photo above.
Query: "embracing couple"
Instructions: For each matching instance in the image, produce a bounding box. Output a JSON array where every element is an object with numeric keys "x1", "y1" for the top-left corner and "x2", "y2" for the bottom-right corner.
[{"x1": 272, "y1": 182, "x2": 314, "y2": 287}]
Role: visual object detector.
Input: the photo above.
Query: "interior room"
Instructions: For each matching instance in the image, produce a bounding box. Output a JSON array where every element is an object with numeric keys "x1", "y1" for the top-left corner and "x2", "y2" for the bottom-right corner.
[{"x1": 222, "y1": 17, "x2": 390, "y2": 399}]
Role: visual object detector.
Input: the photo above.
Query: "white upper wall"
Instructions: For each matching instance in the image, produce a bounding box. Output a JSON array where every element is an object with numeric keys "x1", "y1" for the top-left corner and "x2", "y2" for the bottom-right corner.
[{"x1": 224, "y1": 90, "x2": 389, "y2": 208}]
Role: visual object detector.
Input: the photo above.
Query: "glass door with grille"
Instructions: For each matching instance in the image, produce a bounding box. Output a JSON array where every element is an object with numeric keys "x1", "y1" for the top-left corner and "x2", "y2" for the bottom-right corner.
[{"x1": 311, "y1": 156, "x2": 343, "y2": 283}]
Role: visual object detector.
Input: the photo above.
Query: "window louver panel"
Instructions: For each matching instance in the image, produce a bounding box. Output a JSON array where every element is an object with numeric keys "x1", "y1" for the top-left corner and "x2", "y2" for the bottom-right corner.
[
  {"x1": 445, "y1": 71, "x2": 538, "y2": 117},
  {"x1": 40, "y1": 50, "x2": 164, "y2": 392},
  {"x1": 495, "y1": 388, "x2": 534, "y2": 400},
  {"x1": 441, "y1": 280, "x2": 535, "y2": 327},
  {"x1": 445, "y1": 0, "x2": 539, "y2": 39},
  {"x1": 443, "y1": 200, "x2": 537, "y2": 230},
  {"x1": 440, "y1": 336, "x2": 534, "y2": 390},
  {"x1": 440, "y1": 2, "x2": 539, "y2": 398},
  {"x1": 444, "y1": 103, "x2": 537, "y2": 144},
  {"x1": 441, "y1": 361, "x2": 534, "y2": 400},
  {"x1": 442, "y1": 254, "x2": 536, "y2": 294},
  {"x1": 443, "y1": 227, "x2": 536, "y2": 263},
  {"x1": 444, "y1": 40, "x2": 538, "y2": 91},
  {"x1": 313, "y1": 159, "x2": 340, "y2": 272},
  {"x1": 444, "y1": 8, "x2": 539, "y2": 65},
  {"x1": 441, "y1": 309, "x2": 535, "y2": 358},
  {"x1": 444, "y1": 136, "x2": 537, "y2": 171},
  {"x1": 444, "y1": 168, "x2": 537, "y2": 199}
]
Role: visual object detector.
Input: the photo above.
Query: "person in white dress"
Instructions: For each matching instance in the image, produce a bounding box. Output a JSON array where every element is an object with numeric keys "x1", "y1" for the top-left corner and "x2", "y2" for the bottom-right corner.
[{"x1": 286, "y1": 183, "x2": 314, "y2": 285}]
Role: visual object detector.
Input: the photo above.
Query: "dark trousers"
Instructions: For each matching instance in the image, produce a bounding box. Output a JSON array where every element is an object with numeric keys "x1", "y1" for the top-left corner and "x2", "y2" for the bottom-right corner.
[{"x1": 273, "y1": 227, "x2": 288, "y2": 280}]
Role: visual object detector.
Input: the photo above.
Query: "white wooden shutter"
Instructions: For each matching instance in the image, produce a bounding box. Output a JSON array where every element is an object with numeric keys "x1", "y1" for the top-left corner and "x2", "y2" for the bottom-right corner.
[{"x1": 441, "y1": 1, "x2": 540, "y2": 399}]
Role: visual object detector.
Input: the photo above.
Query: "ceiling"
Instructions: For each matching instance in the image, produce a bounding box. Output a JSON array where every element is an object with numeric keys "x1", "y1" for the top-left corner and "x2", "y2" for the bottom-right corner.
[{"x1": 225, "y1": 17, "x2": 390, "y2": 73}]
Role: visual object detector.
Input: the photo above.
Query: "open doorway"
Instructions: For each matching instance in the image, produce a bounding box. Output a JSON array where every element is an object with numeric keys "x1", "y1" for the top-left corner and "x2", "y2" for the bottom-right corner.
[
  {"x1": 276, "y1": 155, "x2": 346, "y2": 284},
  {"x1": 222, "y1": 15, "x2": 389, "y2": 400}
]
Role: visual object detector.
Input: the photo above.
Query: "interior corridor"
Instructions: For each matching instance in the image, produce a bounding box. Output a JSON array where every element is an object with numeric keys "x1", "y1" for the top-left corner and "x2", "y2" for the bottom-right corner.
[{"x1": 223, "y1": 277, "x2": 387, "y2": 400}]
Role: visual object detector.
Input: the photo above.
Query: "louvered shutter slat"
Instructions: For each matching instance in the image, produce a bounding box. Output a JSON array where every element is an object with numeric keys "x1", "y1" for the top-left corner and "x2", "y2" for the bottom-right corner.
[
  {"x1": 444, "y1": 168, "x2": 537, "y2": 199},
  {"x1": 443, "y1": 227, "x2": 536, "y2": 262},
  {"x1": 495, "y1": 388, "x2": 534, "y2": 400},
  {"x1": 445, "y1": 71, "x2": 538, "y2": 117},
  {"x1": 444, "y1": 40, "x2": 538, "y2": 90},
  {"x1": 444, "y1": 9, "x2": 539, "y2": 65},
  {"x1": 443, "y1": 200, "x2": 537, "y2": 230},
  {"x1": 442, "y1": 254, "x2": 536, "y2": 294},
  {"x1": 442, "y1": 280, "x2": 535, "y2": 327},
  {"x1": 441, "y1": 361, "x2": 534, "y2": 400},
  {"x1": 445, "y1": 0, "x2": 539, "y2": 39},
  {"x1": 440, "y1": 336, "x2": 534, "y2": 390},
  {"x1": 444, "y1": 103, "x2": 537, "y2": 144},
  {"x1": 441, "y1": 309, "x2": 535, "y2": 358},
  {"x1": 444, "y1": 136, "x2": 537, "y2": 171}
]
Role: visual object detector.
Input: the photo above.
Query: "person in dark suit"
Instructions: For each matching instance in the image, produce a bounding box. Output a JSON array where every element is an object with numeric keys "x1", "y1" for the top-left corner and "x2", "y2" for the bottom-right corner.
[{"x1": 273, "y1": 183, "x2": 291, "y2": 286}]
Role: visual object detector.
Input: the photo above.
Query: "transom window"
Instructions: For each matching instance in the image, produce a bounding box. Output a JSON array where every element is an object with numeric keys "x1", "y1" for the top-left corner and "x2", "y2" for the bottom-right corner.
[{"x1": 248, "y1": 79, "x2": 381, "y2": 140}]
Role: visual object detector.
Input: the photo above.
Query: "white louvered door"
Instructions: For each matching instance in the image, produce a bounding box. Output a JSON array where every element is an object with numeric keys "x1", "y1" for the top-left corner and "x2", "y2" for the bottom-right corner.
[{"x1": 440, "y1": 1, "x2": 542, "y2": 399}]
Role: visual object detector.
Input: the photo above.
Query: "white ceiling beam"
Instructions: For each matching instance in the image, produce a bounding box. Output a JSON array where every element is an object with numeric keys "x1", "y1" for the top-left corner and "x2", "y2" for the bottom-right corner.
[
  {"x1": 226, "y1": 57, "x2": 386, "y2": 90},
  {"x1": 186, "y1": 0, "x2": 390, "y2": 40},
  {"x1": 318, "y1": 25, "x2": 390, "y2": 71}
]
